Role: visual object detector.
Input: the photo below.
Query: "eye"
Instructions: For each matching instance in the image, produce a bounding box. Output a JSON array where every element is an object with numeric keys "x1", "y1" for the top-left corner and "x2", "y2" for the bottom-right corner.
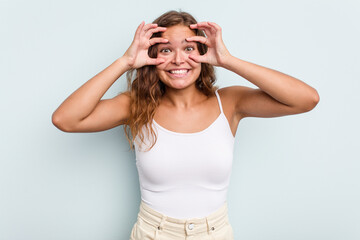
[
  {"x1": 160, "y1": 48, "x2": 171, "y2": 53},
  {"x1": 185, "y1": 46, "x2": 195, "y2": 51}
]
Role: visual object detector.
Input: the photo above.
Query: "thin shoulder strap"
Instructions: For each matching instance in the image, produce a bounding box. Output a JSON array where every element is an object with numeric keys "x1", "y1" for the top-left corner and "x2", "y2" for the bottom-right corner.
[{"x1": 215, "y1": 89, "x2": 224, "y2": 114}]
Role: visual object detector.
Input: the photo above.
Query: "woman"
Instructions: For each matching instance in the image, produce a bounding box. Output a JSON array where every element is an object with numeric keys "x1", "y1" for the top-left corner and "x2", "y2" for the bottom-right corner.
[{"x1": 52, "y1": 10, "x2": 319, "y2": 240}]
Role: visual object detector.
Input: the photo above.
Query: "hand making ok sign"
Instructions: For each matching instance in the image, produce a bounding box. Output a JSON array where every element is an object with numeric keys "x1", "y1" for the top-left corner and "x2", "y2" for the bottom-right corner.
[{"x1": 186, "y1": 22, "x2": 232, "y2": 67}]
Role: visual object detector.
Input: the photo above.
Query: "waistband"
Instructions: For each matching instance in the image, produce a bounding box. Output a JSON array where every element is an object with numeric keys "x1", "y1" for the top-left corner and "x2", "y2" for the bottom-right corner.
[{"x1": 138, "y1": 200, "x2": 229, "y2": 236}]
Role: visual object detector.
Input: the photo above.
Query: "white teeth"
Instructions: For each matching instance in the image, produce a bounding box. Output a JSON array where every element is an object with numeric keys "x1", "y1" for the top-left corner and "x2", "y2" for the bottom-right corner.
[{"x1": 170, "y1": 69, "x2": 188, "y2": 74}]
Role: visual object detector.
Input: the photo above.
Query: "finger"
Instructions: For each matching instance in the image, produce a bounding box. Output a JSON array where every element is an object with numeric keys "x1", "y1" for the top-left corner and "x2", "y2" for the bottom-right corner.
[
  {"x1": 190, "y1": 26, "x2": 211, "y2": 38},
  {"x1": 146, "y1": 57, "x2": 165, "y2": 65},
  {"x1": 189, "y1": 54, "x2": 206, "y2": 63},
  {"x1": 145, "y1": 26, "x2": 167, "y2": 38},
  {"x1": 149, "y1": 37, "x2": 168, "y2": 45},
  {"x1": 190, "y1": 22, "x2": 211, "y2": 29},
  {"x1": 207, "y1": 22, "x2": 222, "y2": 32},
  {"x1": 186, "y1": 36, "x2": 208, "y2": 45},
  {"x1": 190, "y1": 22, "x2": 215, "y2": 35},
  {"x1": 207, "y1": 22, "x2": 223, "y2": 38},
  {"x1": 134, "y1": 21, "x2": 145, "y2": 38},
  {"x1": 141, "y1": 23, "x2": 158, "y2": 34}
]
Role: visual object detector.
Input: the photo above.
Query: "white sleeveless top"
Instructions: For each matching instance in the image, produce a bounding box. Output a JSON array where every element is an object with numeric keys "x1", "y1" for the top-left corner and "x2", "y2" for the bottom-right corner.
[{"x1": 133, "y1": 89, "x2": 235, "y2": 219}]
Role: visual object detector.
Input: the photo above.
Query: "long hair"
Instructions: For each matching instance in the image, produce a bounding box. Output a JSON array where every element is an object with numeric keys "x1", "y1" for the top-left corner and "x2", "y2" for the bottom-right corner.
[{"x1": 123, "y1": 10, "x2": 218, "y2": 151}]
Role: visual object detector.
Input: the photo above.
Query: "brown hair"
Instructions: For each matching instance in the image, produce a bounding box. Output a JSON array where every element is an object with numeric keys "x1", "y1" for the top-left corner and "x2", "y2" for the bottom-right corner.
[{"x1": 123, "y1": 10, "x2": 218, "y2": 151}]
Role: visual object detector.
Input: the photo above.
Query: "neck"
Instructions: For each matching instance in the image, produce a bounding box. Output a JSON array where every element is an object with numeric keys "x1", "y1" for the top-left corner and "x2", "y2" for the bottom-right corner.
[{"x1": 162, "y1": 86, "x2": 207, "y2": 109}]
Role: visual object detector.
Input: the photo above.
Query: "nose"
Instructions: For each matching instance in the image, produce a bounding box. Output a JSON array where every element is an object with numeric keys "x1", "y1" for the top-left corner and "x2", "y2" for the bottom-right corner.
[{"x1": 172, "y1": 50, "x2": 186, "y2": 65}]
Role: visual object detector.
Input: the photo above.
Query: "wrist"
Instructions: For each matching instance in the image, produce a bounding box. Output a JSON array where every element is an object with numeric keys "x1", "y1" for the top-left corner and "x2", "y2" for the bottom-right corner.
[
  {"x1": 117, "y1": 55, "x2": 134, "y2": 72},
  {"x1": 116, "y1": 56, "x2": 133, "y2": 72},
  {"x1": 220, "y1": 54, "x2": 235, "y2": 69}
]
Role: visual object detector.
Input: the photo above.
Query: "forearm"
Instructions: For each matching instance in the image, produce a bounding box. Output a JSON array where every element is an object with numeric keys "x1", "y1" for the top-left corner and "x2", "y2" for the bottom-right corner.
[
  {"x1": 52, "y1": 56, "x2": 131, "y2": 123},
  {"x1": 222, "y1": 55, "x2": 319, "y2": 109}
]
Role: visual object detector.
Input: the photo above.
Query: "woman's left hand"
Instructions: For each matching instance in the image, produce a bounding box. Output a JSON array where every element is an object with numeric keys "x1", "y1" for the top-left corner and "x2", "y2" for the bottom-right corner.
[{"x1": 186, "y1": 22, "x2": 232, "y2": 67}]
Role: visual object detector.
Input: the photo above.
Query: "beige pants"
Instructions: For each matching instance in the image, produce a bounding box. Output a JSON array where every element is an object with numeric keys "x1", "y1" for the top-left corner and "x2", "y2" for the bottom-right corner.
[{"x1": 130, "y1": 201, "x2": 234, "y2": 240}]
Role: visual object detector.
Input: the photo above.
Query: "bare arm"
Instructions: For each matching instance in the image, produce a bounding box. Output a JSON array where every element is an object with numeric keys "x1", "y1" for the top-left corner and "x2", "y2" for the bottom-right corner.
[
  {"x1": 188, "y1": 22, "x2": 319, "y2": 118},
  {"x1": 52, "y1": 22, "x2": 168, "y2": 132},
  {"x1": 52, "y1": 57, "x2": 131, "y2": 132},
  {"x1": 222, "y1": 56, "x2": 320, "y2": 117}
]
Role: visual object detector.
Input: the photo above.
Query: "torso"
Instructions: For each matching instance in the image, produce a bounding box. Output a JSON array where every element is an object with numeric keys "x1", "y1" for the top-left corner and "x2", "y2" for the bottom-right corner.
[
  {"x1": 153, "y1": 87, "x2": 242, "y2": 138},
  {"x1": 135, "y1": 87, "x2": 237, "y2": 218}
]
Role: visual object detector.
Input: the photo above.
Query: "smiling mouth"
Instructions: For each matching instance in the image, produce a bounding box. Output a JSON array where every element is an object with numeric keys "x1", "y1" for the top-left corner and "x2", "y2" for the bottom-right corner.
[
  {"x1": 168, "y1": 69, "x2": 190, "y2": 74},
  {"x1": 167, "y1": 69, "x2": 190, "y2": 77}
]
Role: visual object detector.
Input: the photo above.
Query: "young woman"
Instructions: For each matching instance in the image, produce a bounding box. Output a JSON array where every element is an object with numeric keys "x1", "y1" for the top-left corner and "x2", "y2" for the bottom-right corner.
[{"x1": 52, "y1": 10, "x2": 319, "y2": 240}]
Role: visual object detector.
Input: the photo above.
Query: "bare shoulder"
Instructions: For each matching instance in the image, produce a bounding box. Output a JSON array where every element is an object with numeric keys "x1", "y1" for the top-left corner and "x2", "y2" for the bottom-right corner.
[
  {"x1": 114, "y1": 90, "x2": 131, "y2": 103},
  {"x1": 217, "y1": 85, "x2": 251, "y2": 115},
  {"x1": 215, "y1": 86, "x2": 252, "y2": 136},
  {"x1": 217, "y1": 85, "x2": 250, "y2": 98},
  {"x1": 112, "y1": 90, "x2": 131, "y2": 121}
]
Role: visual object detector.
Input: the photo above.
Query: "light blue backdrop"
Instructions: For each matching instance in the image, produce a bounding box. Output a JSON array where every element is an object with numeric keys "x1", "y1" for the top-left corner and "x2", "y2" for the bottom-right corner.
[{"x1": 1, "y1": 0, "x2": 359, "y2": 239}]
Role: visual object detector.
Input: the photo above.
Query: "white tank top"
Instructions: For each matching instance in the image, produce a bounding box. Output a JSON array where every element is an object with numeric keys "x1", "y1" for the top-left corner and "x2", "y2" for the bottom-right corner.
[{"x1": 134, "y1": 89, "x2": 235, "y2": 219}]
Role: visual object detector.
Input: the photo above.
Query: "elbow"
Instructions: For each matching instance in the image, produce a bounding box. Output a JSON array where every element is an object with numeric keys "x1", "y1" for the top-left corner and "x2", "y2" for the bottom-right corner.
[
  {"x1": 51, "y1": 112, "x2": 73, "y2": 132},
  {"x1": 301, "y1": 89, "x2": 320, "y2": 112},
  {"x1": 313, "y1": 89, "x2": 320, "y2": 106},
  {"x1": 309, "y1": 89, "x2": 320, "y2": 110}
]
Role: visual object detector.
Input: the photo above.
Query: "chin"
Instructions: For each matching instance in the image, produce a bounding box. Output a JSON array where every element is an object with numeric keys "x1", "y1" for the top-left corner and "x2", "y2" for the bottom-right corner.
[{"x1": 165, "y1": 80, "x2": 196, "y2": 90}]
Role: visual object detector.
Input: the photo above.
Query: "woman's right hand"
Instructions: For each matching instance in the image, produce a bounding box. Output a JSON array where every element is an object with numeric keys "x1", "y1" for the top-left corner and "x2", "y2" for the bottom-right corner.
[{"x1": 123, "y1": 21, "x2": 168, "y2": 69}]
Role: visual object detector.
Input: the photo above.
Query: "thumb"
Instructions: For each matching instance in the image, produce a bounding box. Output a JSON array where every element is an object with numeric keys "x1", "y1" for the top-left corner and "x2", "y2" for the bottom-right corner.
[
  {"x1": 147, "y1": 57, "x2": 165, "y2": 65},
  {"x1": 189, "y1": 54, "x2": 206, "y2": 63}
]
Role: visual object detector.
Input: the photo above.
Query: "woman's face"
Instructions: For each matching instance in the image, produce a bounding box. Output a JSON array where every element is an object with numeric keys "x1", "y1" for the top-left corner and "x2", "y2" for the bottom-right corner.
[{"x1": 155, "y1": 24, "x2": 201, "y2": 90}]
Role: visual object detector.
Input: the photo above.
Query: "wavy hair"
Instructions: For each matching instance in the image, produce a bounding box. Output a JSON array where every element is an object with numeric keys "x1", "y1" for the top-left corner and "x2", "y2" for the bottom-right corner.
[{"x1": 123, "y1": 10, "x2": 218, "y2": 151}]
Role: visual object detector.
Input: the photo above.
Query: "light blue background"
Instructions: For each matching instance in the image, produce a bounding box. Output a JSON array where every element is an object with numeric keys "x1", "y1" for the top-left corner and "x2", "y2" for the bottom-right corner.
[{"x1": 1, "y1": 0, "x2": 359, "y2": 239}]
